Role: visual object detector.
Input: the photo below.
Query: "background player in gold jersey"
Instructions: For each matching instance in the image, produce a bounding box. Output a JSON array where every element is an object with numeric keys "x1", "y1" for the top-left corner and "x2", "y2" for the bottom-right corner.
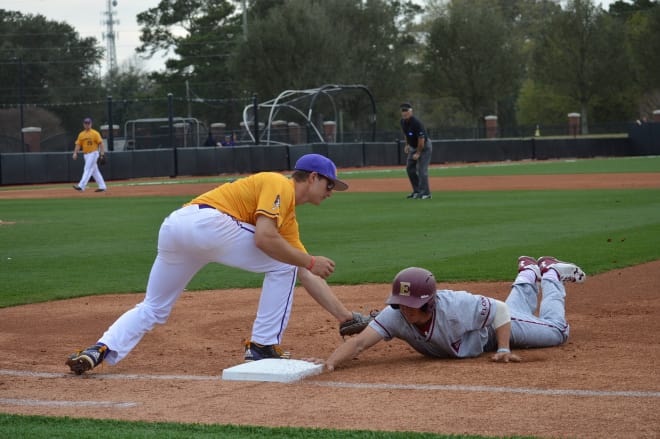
[{"x1": 72, "y1": 117, "x2": 107, "y2": 192}]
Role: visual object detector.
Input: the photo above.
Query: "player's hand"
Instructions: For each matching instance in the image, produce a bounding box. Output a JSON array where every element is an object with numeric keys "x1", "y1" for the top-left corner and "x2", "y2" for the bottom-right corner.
[
  {"x1": 301, "y1": 357, "x2": 332, "y2": 371},
  {"x1": 412, "y1": 152, "x2": 420, "y2": 160},
  {"x1": 311, "y1": 256, "x2": 335, "y2": 279},
  {"x1": 403, "y1": 144, "x2": 410, "y2": 154},
  {"x1": 491, "y1": 351, "x2": 521, "y2": 363}
]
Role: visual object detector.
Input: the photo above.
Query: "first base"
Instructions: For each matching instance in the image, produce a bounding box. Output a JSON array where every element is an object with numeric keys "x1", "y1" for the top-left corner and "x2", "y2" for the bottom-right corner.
[{"x1": 222, "y1": 359, "x2": 324, "y2": 383}]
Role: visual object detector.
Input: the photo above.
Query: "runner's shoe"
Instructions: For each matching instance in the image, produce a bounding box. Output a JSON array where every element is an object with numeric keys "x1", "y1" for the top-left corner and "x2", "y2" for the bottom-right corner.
[
  {"x1": 537, "y1": 256, "x2": 586, "y2": 283},
  {"x1": 244, "y1": 341, "x2": 290, "y2": 362},
  {"x1": 66, "y1": 343, "x2": 108, "y2": 374},
  {"x1": 517, "y1": 256, "x2": 541, "y2": 281}
]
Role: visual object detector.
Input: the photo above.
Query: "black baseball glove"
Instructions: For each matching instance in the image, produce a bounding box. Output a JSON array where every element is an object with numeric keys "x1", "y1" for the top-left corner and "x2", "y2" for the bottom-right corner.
[
  {"x1": 339, "y1": 310, "x2": 379, "y2": 337},
  {"x1": 97, "y1": 155, "x2": 106, "y2": 166}
]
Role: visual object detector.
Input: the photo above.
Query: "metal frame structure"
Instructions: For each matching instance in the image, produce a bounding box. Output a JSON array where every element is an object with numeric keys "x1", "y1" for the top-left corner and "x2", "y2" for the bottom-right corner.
[{"x1": 242, "y1": 84, "x2": 377, "y2": 145}]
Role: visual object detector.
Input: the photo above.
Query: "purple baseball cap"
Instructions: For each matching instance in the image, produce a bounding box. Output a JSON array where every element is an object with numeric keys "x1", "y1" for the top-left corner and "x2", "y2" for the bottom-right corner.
[
  {"x1": 293, "y1": 154, "x2": 348, "y2": 191},
  {"x1": 83, "y1": 117, "x2": 92, "y2": 123}
]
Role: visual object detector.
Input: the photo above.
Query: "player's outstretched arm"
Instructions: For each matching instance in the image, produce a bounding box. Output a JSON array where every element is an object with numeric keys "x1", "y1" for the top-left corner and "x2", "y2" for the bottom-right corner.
[
  {"x1": 298, "y1": 269, "x2": 353, "y2": 323},
  {"x1": 324, "y1": 326, "x2": 383, "y2": 371}
]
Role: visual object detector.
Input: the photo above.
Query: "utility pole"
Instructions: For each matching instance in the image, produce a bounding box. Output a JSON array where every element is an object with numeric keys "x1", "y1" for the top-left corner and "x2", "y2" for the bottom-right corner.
[{"x1": 102, "y1": 0, "x2": 119, "y2": 75}]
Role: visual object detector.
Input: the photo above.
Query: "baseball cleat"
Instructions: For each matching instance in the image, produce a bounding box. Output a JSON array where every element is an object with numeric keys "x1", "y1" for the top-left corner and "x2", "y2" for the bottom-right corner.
[
  {"x1": 537, "y1": 256, "x2": 586, "y2": 283},
  {"x1": 517, "y1": 256, "x2": 541, "y2": 281},
  {"x1": 66, "y1": 343, "x2": 108, "y2": 374},
  {"x1": 406, "y1": 192, "x2": 419, "y2": 199},
  {"x1": 419, "y1": 194, "x2": 432, "y2": 200},
  {"x1": 72, "y1": 185, "x2": 83, "y2": 191},
  {"x1": 95, "y1": 188, "x2": 106, "y2": 192},
  {"x1": 244, "y1": 341, "x2": 290, "y2": 362}
]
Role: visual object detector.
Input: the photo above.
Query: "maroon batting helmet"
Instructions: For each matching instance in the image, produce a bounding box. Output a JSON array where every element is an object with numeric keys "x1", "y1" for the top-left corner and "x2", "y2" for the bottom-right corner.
[{"x1": 386, "y1": 267, "x2": 437, "y2": 310}]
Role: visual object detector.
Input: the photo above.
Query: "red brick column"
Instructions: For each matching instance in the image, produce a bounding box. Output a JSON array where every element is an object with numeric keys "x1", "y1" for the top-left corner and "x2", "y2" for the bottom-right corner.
[
  {"x1": 288, "y1": 122, "x2": 303, "y2": 144},
  {"x1": 568, "y1": 113, "x2": 581, "y2": 136},
  {"x1": 484, "y1": 115, "x2": 498, "y2": 139},
  {"x1": 211, "y1": 122, "x2": 226, "y2": 139},
  {"x1": 323, "y1": 121, "x2": 337, "y2": 143},
  {"x1": 22, "y1": 127, "x2": 42, "y2": 152}
]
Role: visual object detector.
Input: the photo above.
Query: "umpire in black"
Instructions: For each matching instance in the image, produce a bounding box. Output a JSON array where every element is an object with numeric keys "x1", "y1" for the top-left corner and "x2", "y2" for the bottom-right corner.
[{"x1": 400, "y1": 102, "x2": 432, "y2": 200}]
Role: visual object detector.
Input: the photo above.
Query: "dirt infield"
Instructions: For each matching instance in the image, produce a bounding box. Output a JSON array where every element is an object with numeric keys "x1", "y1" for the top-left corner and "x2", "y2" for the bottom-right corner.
[
  {"x1": 2, "y1": 172, "x2": 660, "y2": 199},
  {"x1": 1, "y1": 173, "x2": 659, "y2": 438}
]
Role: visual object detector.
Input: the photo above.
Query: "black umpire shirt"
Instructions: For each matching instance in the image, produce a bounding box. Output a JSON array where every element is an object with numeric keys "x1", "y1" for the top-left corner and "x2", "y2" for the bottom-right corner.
[{"x1": 401, "y1": 116, "x2": 428, "y2": 148}]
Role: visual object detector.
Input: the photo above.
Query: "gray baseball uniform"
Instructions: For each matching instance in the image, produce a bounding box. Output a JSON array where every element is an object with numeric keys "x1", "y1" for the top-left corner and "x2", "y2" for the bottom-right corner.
[{"x1": 370, "y1": 276, "x2": 569, "y2": 358}]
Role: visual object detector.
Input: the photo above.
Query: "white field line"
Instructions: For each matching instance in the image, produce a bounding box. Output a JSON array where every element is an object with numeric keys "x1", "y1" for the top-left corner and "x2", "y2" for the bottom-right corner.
[
  {"x1": 2, "y1": 369, "x2": 659, "y2": 399},
  {"x1": 0, "y1": 369, "x2": 219, "y2": 381},
  {"x1": 306, "y1": 381, "x2": 660, "y2": 398}
]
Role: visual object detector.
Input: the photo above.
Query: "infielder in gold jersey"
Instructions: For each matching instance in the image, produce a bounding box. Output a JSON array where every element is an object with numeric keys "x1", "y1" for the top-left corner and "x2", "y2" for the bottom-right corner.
[
  {"x1": 72, "y1": 117, "x2": 107, "y2": 192},
  {"x1": 66, "y1": 154, "x2": 371, "y2": 373}
]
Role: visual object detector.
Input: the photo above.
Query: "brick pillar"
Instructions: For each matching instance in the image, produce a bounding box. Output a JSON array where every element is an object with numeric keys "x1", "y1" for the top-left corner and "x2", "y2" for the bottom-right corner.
[
  {"x1": 22, "y1": 127, "x2": 42, "y2": 152},
  {"x1": 100, "y1": 124, "x2": 120, "y2": 138},
  {"x1": 211, "y1": 122, "x2": 226, "y2": 139},
  {"x1": 653, "y1": 110, "x2": 660, "y2": 122},
  {"x1": 568, "y1": 113, "x2": 581, "y2": 136},
  {"x1": 484, "y1": 115, "x2": 498, "y2": 139},
  {"x1": 271, "y1": 120, "x2": 287, "y2": 143},
  {"x1": 288, "y1": 122, "x2": 302, "y2": 144},
  {"x1": 323, "y1": 121, "x2": 337, "y2": 143}
]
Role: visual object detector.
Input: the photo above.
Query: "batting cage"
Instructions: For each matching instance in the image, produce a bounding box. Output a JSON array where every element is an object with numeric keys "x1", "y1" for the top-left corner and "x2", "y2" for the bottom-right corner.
[{"x1": 241, "y1": 84, "x2": 377, "y2": 146}]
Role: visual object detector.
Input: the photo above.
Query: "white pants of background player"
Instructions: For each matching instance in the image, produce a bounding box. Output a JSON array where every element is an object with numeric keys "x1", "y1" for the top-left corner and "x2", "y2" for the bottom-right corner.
[
  {"x1": 78, "y1": 150, "x2": 107, "y2": 190},
  {"x1": 506, "y1": 272, "x2": 569, "y2": 348},
  {"x1": 98, "y1": 204, "x2": 297, "y2": 365}
]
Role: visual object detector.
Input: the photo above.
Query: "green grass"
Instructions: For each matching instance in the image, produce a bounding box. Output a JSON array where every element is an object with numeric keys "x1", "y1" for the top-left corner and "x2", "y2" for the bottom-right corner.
[
  {"x1": 1, "y1": 155, "x2": 659, "y2": 438},
  {"x1": 344, "y1": 155, "x2": 660, "y2": 178},
  {"x1": 1, "y1": 189, "x2": 659, "y2": 307},
  {"x1": 0, "y1": 414, "x2": 537, "y2": 438}
]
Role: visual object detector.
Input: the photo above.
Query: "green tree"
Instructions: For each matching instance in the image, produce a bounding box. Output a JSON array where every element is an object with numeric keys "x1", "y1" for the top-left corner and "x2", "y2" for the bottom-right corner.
[
  {"x1": 0, "y1": 9, "x2": 104, "y2": 136},
  {"x1": 529, "y1": 0, "x2": 633, "y2": 133},
  {"x1": 104, "y1": 64, "x2": 167, "y2": 135},
  {"x1": 136, "y1": 0, "x2": 244, "y2": 127},
  {"x1": 231, "y1": 0, "x2": 420, "y2": 133},
  {"x1": 422, "y1": 0, "x2": 524, "y2": 133},
  {"x1": 619, "y1": 1, "x2": 660, "y2": 116}
]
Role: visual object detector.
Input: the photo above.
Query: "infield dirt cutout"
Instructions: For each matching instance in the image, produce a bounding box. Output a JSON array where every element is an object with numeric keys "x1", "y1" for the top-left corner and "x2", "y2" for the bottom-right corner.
[{"x1": 1, "y1": 172, "x2": 659, "y2": 439}]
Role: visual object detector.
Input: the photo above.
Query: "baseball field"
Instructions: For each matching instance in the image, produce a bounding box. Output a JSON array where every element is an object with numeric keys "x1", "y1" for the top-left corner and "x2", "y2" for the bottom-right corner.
[{"x1": 1, "y1": 156, "x2": 659, "y2": 438}]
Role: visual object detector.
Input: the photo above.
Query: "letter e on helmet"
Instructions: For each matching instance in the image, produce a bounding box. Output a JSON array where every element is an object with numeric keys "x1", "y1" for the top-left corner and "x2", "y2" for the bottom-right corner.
[{"x1": 386, "y1": 267, "x2": 437, "y2": 309}]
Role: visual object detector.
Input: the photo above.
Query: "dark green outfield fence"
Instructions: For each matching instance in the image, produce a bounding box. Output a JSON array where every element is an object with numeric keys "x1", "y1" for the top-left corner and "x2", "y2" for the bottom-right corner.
[{"x1": 1, "y1": 123, "x2": 658, "y2": 185}]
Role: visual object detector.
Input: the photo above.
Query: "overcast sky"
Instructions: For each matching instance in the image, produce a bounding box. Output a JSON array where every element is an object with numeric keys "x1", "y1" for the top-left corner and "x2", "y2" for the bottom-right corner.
[{"x1": 7, "y1": 0, "x2": 620, "y2": 74}]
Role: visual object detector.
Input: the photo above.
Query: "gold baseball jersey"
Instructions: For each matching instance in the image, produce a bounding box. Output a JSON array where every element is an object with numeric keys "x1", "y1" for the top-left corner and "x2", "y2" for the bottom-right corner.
[
  {"x1": 75, "y1": 129, "x2": 104, "y2": 154},
  {"x1": 189, "y1": 172, "x2": 306, "y2": 252}
]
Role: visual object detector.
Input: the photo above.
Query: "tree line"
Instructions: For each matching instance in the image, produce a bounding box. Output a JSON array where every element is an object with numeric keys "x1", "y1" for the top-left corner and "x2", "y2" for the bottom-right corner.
[{"x1": 0, "y1": 0, "x2": 658, "y2": 141}]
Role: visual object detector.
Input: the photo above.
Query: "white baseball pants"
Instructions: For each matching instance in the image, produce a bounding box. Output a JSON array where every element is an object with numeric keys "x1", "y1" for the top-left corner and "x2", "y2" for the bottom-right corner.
[
  {"x1": 506, "y1": 276, "x2": 569, "y2": 348},
  {"x1": 99, "y1": 204, "x2": 298, "y2": 365},
  {"x1": 77, "y1": 150, "x2": 106, "y2": 190}
]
